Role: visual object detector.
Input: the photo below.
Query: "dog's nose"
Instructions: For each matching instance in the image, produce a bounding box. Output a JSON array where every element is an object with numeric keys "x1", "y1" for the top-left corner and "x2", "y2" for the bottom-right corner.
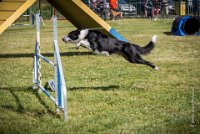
[{"x1": 62, "y1": 37, "x2": 65, "y2": 42}]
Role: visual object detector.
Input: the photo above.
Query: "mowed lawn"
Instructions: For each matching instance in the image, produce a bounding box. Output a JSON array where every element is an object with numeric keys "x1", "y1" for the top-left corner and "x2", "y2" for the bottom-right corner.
[{"x1": 0, "y1": 18, "x2": 199, "y2": 134}]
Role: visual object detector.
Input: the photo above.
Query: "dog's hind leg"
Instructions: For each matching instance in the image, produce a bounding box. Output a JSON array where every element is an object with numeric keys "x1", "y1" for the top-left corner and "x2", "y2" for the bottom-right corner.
[
  {"x1": 136, "y1": 58, "x2": 159, "y2": 71},
  {"x1": 123, "y1": 53, "x2": 159, "y2": 71},
  {"x1": 134, "y1": 54, "x2": 159, "y2": 71}
]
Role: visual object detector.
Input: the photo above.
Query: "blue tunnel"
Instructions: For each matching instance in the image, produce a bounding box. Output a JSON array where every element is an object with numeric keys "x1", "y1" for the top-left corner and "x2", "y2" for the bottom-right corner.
[{"x1": 171, "y1": 16, "x2": 200, "y2": 36}]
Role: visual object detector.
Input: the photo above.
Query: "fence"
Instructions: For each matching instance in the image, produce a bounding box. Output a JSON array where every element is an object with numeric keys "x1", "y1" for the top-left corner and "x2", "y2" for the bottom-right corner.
[
  {"x1": 186, "y1": 0, "x2": 200, "y2": 16},
  {"x1": 15, "y1": 0, "x2": 200, "y2": 23},
  {"x1": 83, "y1": 0, "x2": 200, "y2": 19}
]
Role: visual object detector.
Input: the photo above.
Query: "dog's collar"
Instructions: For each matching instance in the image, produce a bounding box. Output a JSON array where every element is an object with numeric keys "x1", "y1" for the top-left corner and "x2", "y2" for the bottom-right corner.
[{"x1": 79, "y1": 29, "x2": 89, "y2": 40}]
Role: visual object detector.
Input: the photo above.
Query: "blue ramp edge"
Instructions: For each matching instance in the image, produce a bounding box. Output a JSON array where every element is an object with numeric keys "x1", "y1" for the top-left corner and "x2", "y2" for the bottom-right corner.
[{"x1": 109, "y1": 28, "x2": 127, "y2": 42}]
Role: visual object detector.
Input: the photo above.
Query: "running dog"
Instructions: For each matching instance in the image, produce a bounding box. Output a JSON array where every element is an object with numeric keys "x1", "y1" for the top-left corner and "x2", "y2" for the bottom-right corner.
[{"x1": 62, "y1": 29, "x2": 159, "y2": 70}]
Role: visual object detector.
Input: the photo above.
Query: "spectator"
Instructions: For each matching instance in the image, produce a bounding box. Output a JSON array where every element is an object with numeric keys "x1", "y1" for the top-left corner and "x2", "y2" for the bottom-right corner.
[
  {"x1": 147, "y1": 0, "x2": 154, "y2": 18},
  {"x1": 193, "y1": 0, "x2": 200, "y2": 16},
  {"x1": 109, "y1": 0, "x2": 123, "y2": 20},
  {"x1": 90, "y1": 0, "x2": 100, "y2": 9},
  {"x1": 142, "y1": 0, "x2": 154, "y2": 18},
  {"x1": 90, "y1": 0, "x2": 108, "y2": 20},
  {"x1": 101, "y1": 0, "x2": 110, "y2": 20},
  {"x1": 142, "y1": 0, "x2": 148, "y2": 17},
  {"x1": 98, "y1": 0, "x2": 107, "y2": 9},
  {"x1": 161, "y1": 0, "x2": 169, "y2": 18},
  {"x1": 152, "y1": 0, "x2": 159, "y2": 17},
  {"x1": 102, "y1": 0, "x2": 107, "y2": 7}
]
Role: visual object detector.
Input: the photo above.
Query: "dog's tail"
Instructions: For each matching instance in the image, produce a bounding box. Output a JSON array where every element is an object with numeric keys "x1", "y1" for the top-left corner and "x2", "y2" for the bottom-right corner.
[{"x1": 136, "y1": 35, "x2": 157, "y2": 55}]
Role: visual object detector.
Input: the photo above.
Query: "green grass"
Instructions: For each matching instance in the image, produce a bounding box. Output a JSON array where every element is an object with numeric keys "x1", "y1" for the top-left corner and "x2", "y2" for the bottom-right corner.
[{"x1": 0, "y1": 18, "x2": 200, "y2": 134}]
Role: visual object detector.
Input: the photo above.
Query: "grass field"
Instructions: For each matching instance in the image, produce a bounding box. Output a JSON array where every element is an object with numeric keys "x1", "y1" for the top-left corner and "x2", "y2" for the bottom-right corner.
[{"x1": 0, "y1": 18, "x2": 199, "y2": 134}]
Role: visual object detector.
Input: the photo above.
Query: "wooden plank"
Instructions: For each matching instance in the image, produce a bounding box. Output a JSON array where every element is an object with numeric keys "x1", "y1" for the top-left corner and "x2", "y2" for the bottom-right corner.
[
  {"x1": 0, "y1": 2, "x2": 24, "y2": 11},
  {"x1": 2, "y1": 0, "x2": 27, "y2": 2},
  {"x1": 0, "y1": 21, "x2": 4, "y2": 25},
  {"x1": 0, "y1": 11, "x2": 13, "y2": 20},
  {"x1": 0, "y1": 0, "x2": 37, "y2": 34}
]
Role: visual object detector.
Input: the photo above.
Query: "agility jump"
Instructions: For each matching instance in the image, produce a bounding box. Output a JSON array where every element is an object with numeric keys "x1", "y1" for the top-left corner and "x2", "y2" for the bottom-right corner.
[{"x1": 33, "y1": 14, "x2": 67, "y2": 121}]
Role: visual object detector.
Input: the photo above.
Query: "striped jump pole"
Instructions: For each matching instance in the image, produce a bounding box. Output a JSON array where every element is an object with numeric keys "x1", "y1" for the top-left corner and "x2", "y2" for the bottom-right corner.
[
  {"x1": 33, "y1": 14, "x2": 41, "y2": 89},
  {"x1": 33, "y1": 13, "x2": 68, "y2": 121}
]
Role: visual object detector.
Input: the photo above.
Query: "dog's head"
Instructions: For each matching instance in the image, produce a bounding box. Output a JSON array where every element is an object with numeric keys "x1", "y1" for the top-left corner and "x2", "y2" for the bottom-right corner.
[{"x1": 62, "y1": 29, "x2": 89, "y2": 44}]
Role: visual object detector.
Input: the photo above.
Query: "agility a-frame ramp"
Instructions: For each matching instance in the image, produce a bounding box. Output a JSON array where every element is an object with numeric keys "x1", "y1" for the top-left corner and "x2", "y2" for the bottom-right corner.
[
  {"x1": 47, "y1": 0, "x2": 127, "y2": 42},
  {"x1": 0, "y1": 0, "x2": 37, "y2": 34}
]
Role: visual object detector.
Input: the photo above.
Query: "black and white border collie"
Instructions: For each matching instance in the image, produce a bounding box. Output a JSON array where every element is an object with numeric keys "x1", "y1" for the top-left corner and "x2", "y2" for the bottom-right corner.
[{"x1": 62, "y1": 29, "x2": 159, "y2": 71}]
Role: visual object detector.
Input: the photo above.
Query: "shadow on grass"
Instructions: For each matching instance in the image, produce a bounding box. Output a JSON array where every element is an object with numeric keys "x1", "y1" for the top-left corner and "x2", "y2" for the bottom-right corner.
[
  {"x1": 163, "y1": 31, "x2": 173, "y2": 35},
  {"x1": 0, "y1": 86, "x2": 60, "y2": 118},
  {"x1": 0, "y1": 51, "x2": 94, "y2": 58},
  {"x1": 68, "y1": 85, "x2": 120, "y2": 91}
]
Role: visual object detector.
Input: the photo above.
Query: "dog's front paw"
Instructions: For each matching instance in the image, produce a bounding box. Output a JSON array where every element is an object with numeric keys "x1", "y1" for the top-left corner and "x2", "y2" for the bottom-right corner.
[{"x1": 76, "y1": 44, "x2": 80, "y2": 49}]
